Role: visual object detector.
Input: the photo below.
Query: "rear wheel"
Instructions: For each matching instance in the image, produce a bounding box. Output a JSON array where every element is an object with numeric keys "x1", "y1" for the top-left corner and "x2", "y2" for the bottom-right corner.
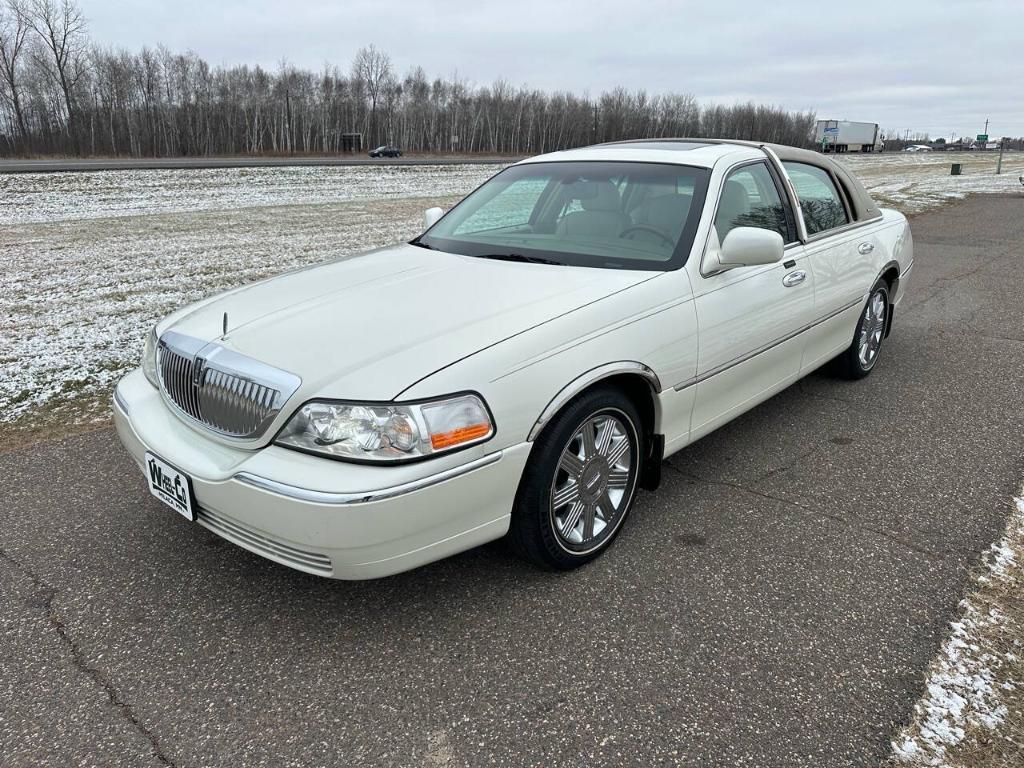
[
  {"x1": 508, "y1": 387, "x2": 643, "y2": 570},
  {"x1": 834, "y1": 281, "x2": 889, "y2": 379}
]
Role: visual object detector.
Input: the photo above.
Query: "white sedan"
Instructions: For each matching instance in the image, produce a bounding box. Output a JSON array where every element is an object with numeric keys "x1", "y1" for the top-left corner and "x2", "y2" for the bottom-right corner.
[{"x1": 114, "y1": 139, "x2": 913, "y2": 579}]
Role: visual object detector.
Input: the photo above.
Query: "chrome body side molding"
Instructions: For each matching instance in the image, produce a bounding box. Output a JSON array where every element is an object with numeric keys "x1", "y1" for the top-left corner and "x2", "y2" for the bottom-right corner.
[
  {"x1": 234, "y1": 450, "x2": 504, "y2": 505},
  {"x1": 673, "y1": 297, "x2": 863, "y2": 391}
]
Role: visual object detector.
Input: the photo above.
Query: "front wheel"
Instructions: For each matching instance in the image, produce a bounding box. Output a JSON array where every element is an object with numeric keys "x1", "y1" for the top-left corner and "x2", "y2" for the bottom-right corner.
[
  {"x1": 508, "y1": 387, "x2": 643, "y2": 570},
  {"x1": 834, "y1": 281, "x2": 889, "y2": 379}
]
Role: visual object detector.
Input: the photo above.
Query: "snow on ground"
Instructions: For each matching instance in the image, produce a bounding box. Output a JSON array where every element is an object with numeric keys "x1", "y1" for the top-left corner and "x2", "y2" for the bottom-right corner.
[
  {"x1": 889, "y1": 492, "x2": 1024, "y2": 767},
  {"x1": 837, "y1": 152, "x2": 1024, "y2": 214},
  {"x1": 0, "y1": 163, "x2": 501, "y2": 225},
  {"x1": 0, "y1": 164, "x2": 501, "y2": 436}
]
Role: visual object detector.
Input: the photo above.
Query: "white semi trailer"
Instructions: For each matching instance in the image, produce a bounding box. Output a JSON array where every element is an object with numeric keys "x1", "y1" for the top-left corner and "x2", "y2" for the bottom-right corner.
[{"x1": 814, "y1": 120, "x2": 881, "y2": 153}]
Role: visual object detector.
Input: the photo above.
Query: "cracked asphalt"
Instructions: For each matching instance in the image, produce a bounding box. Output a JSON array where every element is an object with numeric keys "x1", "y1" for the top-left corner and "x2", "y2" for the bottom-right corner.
[{"x1": 2, "y1": 195, "x2": 1023, "y2": 767}]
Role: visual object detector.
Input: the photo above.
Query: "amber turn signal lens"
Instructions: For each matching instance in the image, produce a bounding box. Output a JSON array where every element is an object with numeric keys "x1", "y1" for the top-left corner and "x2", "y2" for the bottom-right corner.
[{"x1": 429, "y1": 423, "x2": 491, "y2": 450}]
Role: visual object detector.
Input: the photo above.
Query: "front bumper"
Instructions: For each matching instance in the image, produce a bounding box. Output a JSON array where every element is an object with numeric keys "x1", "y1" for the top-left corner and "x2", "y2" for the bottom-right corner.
[{"x1": 113, "y1": 369, "x2": 531, "y2": 579}]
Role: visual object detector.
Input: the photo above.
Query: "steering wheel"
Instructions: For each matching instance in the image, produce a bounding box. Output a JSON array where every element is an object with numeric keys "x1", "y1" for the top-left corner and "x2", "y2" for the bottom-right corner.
[{"x1": 620, "y1": 224, "x2": 674, "y2": 247}]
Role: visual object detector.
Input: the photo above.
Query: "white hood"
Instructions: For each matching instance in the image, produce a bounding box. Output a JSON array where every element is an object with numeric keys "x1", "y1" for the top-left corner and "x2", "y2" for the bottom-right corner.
[{"x1": 165, "y1": 243, "x2": 654, "y2": 400}]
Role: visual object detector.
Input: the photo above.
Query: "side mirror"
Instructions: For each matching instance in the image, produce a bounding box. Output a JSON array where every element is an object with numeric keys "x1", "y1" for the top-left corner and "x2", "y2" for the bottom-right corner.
[
  {"x1": 423, "y1": 207, "x2": 444, "y2": 229},
  {"x1": 719, "y1": 227, "x2": 784, "y2": 268}
]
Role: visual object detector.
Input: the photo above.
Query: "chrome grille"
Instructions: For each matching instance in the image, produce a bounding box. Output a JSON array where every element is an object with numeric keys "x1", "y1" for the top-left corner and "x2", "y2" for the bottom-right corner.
[{"x1": 156, "y1": 331, "x2": 301, "y2": 439}]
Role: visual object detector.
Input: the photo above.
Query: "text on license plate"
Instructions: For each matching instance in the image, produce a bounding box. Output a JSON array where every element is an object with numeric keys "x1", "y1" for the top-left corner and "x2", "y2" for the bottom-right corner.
[{"x1": 145, "y1": 452, "x2": 195, "y2": 521}]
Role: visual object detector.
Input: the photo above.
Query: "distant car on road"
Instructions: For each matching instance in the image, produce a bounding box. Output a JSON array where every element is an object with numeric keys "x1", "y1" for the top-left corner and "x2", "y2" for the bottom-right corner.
[
  {"x1": 114, "y1": 139, "x2": 913, "y2": 580},
  {"x1": 903, "y1": 145, "x2": 932, "y2": 152},
  {"x1": 369, "y1": 145, "x2": 403, "y2": 158}
]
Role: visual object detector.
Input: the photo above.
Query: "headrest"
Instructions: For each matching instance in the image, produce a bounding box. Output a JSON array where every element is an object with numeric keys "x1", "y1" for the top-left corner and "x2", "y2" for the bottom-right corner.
[{"x1": 568, "y1": 180, "x2": 621, "y2": 212}]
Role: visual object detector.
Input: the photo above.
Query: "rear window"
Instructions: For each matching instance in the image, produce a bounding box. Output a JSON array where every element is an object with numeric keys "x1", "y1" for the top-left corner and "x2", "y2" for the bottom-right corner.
[{"x1": 782, "y1": 162, "x2": 850, "y2": 236}]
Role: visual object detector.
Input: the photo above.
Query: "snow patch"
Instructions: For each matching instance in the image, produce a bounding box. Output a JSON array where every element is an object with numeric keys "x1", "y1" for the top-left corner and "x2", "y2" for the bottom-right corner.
[{"x1": 890, "y1": 493, "x2": 1024, "y2": 765}]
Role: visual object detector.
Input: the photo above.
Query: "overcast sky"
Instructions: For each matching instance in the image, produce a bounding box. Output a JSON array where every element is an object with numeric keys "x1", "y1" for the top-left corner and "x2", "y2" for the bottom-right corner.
[{"x1": 81, "y1": 0, "x2": 1023, "y2": 139}]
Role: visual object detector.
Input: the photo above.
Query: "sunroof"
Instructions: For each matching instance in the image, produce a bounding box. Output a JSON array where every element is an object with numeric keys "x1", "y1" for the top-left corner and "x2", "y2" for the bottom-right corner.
[{"x1": 606, "y1": 141, "x2": 711, "y2": 151}]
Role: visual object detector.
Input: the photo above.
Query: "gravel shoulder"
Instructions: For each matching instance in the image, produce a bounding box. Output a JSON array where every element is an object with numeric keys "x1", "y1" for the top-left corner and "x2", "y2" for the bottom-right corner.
[{"x1": 0, "y1": 195, "x2": 1022, "y2": 766}]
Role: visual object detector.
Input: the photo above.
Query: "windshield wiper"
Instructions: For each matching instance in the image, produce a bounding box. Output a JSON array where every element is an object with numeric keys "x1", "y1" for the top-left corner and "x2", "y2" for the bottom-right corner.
[
  {"x1": 409, "y1": 238, "x2": 437, "y2": 250},
  {"x1": 472, "y1": 252, "x2": 563, "y2": 266}
]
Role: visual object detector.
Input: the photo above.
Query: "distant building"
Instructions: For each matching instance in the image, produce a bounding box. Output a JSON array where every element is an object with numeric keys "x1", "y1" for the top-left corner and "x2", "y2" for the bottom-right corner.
[{"x1": 814, "y1": 120, "x2": 881, "y2": 153}]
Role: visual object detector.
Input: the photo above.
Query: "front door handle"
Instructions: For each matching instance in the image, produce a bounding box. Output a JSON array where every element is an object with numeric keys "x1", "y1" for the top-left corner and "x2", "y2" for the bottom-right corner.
[
  {"x1": 782, "y1": 270, "x2": 807, "y2": 288},
  {"x1": 858, "y1": 242, "x2": 875, "y2": 255}
]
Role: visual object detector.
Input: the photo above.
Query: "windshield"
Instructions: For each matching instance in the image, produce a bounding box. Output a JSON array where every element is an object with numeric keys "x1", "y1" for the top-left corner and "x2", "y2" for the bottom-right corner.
[{"x1": 415, "y1": 161, "x2": 711, "y2": 270}]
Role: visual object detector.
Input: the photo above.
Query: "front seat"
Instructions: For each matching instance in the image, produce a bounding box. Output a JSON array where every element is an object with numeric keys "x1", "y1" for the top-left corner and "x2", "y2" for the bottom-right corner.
[
  {"x1": 556, "y1": 181, "x2": 630, "y2": 238},
  {"x1": 714, "y1": 179, "x2": 751, "y2": 242},
  {"x1": 631, "y1": 192, "x2": 693, "y2": 244}
]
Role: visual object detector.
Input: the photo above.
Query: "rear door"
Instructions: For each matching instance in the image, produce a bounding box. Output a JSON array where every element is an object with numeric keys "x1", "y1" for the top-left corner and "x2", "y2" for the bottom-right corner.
[
  {"x1": 689, "y1": 160, "x2": 813, "y2": 438},
  {"x1": 781, "y1": 161, "x2": 879, "y2": 370}
]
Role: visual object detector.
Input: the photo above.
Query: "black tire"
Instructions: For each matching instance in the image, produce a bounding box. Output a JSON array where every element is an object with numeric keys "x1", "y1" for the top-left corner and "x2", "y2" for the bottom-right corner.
[
  {"x1": 834, "y1": 280, "x2": 890, "y2": 380},
  {"x1": 508, "y1": 386, "x2": 644, "y2": 570}
]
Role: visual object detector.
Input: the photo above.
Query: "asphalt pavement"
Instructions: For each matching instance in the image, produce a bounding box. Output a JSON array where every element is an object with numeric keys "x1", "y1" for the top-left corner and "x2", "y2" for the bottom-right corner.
[
  {"x1": 0, "y1": 155, "x2": 515, "y2": 173},
  {"x1": 2, "y1": 195, "x2": 1023, "y2": 767}
]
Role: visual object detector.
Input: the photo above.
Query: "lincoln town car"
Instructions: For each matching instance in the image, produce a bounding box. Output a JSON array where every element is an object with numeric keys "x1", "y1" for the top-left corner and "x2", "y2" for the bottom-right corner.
[{"x1": 113, "y1": 139, "x2": 913, "y2": 578}]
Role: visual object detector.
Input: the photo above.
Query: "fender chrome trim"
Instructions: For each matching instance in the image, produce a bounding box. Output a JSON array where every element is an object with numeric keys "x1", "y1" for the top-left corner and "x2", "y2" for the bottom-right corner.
[
  {"x1": 233, "y1": 450, "x2": 503, "y2": 505},
  {"x1": 528, "y1": 361, "x2": 661, "y2": 441}
]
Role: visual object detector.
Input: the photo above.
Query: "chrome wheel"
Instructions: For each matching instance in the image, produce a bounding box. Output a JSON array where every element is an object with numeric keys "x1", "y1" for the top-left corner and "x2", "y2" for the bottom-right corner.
[
  {"x1": 858, "y1": 290, "x2": 887, "y2": 369},
  {"x1": 549, "y1": 410, "x2": 637, "y2": 553}
]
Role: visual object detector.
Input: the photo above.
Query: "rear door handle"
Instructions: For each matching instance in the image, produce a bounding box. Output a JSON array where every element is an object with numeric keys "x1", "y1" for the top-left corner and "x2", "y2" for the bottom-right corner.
[
  {"x1": 782, "y1": 270, "x2": 806, "y2": 288},
  {"x1": 858, "y1": 242, "x2": 874, "y2": 255}
]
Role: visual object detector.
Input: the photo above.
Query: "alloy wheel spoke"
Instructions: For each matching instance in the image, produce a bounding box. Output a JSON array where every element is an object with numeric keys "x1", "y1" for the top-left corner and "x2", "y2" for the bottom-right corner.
[
  {"x1": 582, "y1": 503, "x2": 597, "y2": 540},
  {"x1": 552, "y1": 482, "x2": 580, "y2": 510},
  {"x1": 561, "y1": 501, "x2": 586, "y2": 535},
  {"x1": 608, "y1": 469, "x2": 630, "y2": 488},
  {"x1": 581, "y1": 422, "x2": 597, "y2": 459},
  {"x1": 606, "y1": 437, "x2": 630, "y2": 468},
  {"x1": 597, "y1": 491, "x2": 616, "y2": 521},
  {"x1": 559, "y1": 452, "x2": 584, "y2": 479},
  {"x1": 596, "y1": 418, "x2": 614, "y2": 456}
]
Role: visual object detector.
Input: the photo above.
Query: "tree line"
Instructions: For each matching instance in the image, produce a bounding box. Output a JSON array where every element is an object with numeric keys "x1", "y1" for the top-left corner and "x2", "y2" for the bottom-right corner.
[{"x1": 0, "y1": 0, "x2": 822, "y2": 157}]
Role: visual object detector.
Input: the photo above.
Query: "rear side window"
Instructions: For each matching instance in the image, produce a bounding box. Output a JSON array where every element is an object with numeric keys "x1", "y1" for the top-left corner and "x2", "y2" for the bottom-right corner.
[
  {"x1": 782, "y1": 162, "x2": 850, "y2": 236},
  {"x1": 714, "y1": 162, "x2": 790, "y2": 243}
]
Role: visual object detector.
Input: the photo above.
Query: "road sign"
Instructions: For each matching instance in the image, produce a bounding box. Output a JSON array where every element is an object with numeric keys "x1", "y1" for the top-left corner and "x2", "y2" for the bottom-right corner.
[
  {"x1": 824, "y1": 127, "x2": 839, "y2": 134},
  {"x1": 977, "y1": 134, "x2": 989, "y2": 141}
]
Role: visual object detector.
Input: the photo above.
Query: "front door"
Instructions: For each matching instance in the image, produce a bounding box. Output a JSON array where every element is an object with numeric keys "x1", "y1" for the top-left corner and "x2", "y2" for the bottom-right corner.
[{"x1": 689, "y1": 160, "x2": 813, "y2": 439}]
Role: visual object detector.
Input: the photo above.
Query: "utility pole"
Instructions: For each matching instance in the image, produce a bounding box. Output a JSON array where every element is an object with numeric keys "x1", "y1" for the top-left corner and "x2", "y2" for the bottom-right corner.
[
  {"x1": 983, "y1": 117, "x2": 989, "y2": 136},
  {"x1": 997, "y1": 136, "x2": 1004, "y2": 174}
]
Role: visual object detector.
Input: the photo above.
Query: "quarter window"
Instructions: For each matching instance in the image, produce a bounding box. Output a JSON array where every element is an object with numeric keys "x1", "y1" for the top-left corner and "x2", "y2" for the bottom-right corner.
[
  {"x1": 714, "y1": 163, "x2": 790, "y2": 244},
  {"x1": 782, "y1": 162, "x2": 850, "y2": 236}
]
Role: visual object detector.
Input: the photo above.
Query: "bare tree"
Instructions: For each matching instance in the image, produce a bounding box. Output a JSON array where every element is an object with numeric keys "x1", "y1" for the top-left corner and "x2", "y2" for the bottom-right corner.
[
  {"x1": 0, "y1": 0, "x2": 31, "y2": 148},
  {"x1": 0, "y1": 22, "x2": 819, "y2": 158},
  {"x1": 24, "y1": 0, "x2": 86, "y2": 142},
  {"x1": 350, "y1": 44, "x2": 392, "y2": 146}
]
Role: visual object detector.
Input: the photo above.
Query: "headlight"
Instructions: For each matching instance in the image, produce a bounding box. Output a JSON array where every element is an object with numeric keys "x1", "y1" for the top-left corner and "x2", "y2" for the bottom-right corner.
[
  {"x1": 142, "y1": 326, "x2": 159, "y2": 388},
  {"x1": 275, "y1": 393, "x2": 494, "y2": 462}
]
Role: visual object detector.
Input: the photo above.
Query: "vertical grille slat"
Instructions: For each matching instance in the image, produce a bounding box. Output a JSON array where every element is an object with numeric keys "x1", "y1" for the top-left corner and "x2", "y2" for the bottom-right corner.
[{"x1": 157, "y1": 337, "x2": 286, "y2": 439}]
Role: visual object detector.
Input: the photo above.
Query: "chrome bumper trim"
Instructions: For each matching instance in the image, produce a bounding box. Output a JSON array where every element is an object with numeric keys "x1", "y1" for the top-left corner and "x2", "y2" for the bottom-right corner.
[
  {"x1": 233, "y1": 450, "x2": 504, "y2": 505},
  {"x1": 113, "y1": 385, "x2": 130, "y2": 415}
]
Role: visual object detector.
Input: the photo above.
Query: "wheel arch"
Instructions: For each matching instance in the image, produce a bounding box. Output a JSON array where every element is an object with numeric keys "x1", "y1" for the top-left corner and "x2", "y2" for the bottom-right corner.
[
  {"x1": 527, "y1": 362, "x2": 664, "y2": 490},
  {"x1": 527, "y1": 362, "x2": 661, "y2": 443},
  {"x1": 876, "y1": 260, "x2": 900, "y2": 337}
]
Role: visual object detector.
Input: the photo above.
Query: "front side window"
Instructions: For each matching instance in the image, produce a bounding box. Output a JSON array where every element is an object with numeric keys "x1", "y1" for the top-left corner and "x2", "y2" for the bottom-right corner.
[
  {"x1": 713, "y1": 162, "x2": 791, "y2": 244},
  {"x1": 416, "y1": 161, "x2": 712, "y2": 270},
  {"x1": 782, "y1": 161, "x2": 850, "y2": 236}
]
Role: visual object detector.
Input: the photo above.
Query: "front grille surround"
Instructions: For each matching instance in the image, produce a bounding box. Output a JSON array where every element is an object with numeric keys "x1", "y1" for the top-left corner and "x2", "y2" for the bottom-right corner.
[{"x1": 156, "y1": 330, "x2": 301, "y2": 440}]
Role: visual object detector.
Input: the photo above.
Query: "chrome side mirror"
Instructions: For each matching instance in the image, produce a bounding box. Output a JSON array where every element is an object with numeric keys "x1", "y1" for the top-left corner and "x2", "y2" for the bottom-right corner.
[
  {"x1": 423, "y1": 207, "x2": 444, "y2": 229},
  {"x1": 720, "y1": 227, "x2": 785, "y2": 267},
  {"x1": 703, "y1": 226, "x2": 785, "y2": 275}
]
